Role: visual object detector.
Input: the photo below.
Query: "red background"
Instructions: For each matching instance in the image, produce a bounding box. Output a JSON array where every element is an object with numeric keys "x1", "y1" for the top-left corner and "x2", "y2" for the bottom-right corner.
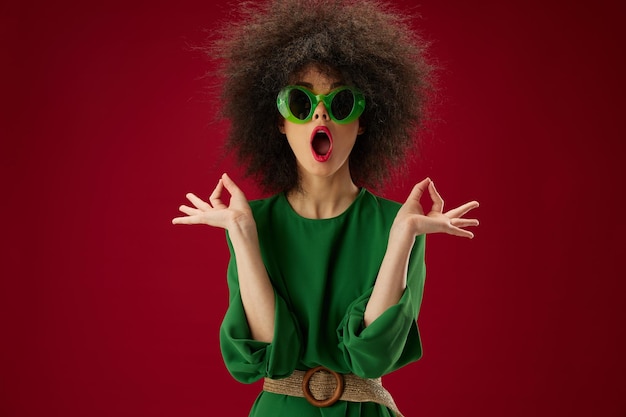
[{"x1": 3, "y1": 0, "x2": 625, "y2": 416}]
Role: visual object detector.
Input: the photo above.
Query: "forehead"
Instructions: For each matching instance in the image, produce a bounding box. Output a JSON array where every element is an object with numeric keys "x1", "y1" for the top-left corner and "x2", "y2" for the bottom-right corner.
[{"x1": 289, "y1": 63, "x2": 344, "y2": 91}]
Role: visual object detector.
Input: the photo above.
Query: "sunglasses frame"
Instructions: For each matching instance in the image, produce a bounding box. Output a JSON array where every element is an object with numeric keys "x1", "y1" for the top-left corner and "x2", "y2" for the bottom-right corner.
[{"x1": 277, "y1": 85, "x2": 366, "y2": 125}]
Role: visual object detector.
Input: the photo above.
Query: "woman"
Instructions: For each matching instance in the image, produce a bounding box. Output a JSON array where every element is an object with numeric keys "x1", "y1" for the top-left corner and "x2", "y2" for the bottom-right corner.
[{"x1": 173, "y1": 1, "x2": 479, "y2": 415}]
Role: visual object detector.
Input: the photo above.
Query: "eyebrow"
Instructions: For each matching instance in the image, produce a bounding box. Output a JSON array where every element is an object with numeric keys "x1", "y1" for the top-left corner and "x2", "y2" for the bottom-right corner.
[{"x1": 295, "y1": 81, "x2": 343, "y2": 90}]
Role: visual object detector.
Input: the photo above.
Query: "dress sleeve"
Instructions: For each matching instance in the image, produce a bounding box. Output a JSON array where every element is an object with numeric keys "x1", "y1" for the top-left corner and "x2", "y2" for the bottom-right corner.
[
  {"x1": 337, "y1": 234, "x2": 426, "y2": 378},
  {"x1": 219, "y1": 235, "x2": 302, "y2": 384}
]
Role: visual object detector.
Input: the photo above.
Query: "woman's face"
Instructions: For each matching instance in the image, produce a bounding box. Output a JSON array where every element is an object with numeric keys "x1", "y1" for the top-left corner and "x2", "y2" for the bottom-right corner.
[{"x1": 279, "y1": 64, "x2": 364, "y2": 183}]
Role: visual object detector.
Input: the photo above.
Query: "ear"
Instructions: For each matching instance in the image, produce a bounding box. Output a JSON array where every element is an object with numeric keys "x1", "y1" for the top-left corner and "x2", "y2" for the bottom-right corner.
[
  {"x1": 278, "y1": 120, "x2": 286, "y2": 134},
  {"x1": 357, "y1": 123, "x2": 365, "y2": 135}
]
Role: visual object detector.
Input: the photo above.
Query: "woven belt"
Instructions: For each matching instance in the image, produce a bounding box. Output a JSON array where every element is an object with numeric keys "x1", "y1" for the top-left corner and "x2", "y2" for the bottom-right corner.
[{"x1": 263, "y1": 366, "x2": 404, "y2": 417}]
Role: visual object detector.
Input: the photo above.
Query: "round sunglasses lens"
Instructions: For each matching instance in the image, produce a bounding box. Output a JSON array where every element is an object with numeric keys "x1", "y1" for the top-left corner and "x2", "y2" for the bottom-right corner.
[
  {"x1": 330, "y1": 89, "x2": 355, "y2": 120},
  {"x1": 289, "y1": 89, "x2": 312, "y2": 120}
]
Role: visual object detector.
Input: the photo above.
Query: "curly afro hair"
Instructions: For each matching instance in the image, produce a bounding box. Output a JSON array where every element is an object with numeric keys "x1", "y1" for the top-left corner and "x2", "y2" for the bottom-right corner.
[{"x1": 205, "y1": 0, "x2": 434, "y2": 194}]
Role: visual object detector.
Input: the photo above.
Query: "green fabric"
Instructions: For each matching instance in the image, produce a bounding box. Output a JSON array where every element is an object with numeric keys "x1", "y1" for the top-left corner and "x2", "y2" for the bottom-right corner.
[{"x1": 220, "y1": 188, "x2": 426, "y2": 416}]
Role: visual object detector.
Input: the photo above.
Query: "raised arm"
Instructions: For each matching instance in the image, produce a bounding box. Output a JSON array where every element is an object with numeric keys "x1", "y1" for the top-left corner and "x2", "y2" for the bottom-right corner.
[
  {"x1": 363, "y1": 178, "x2": 479, "y2": 326},
  {"x1": 172, "y1": 173, "x2": 275, "y2": 342}
]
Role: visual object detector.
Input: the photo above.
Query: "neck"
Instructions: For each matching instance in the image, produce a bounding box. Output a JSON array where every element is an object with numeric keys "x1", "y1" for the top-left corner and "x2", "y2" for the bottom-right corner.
[{"x1": 286, "y1": 166, "x2": 359, "y2": 219}]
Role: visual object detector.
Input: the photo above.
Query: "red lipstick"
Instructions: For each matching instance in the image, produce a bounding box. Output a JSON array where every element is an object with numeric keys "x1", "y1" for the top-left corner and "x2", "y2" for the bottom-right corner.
[{"x1": 310, "y1": 126, "x2": 333, "y2": 162}]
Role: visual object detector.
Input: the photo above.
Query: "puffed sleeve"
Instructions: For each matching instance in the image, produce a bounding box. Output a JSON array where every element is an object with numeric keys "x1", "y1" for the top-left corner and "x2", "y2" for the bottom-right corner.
[
  {"x1": 337, "y1": 235, "x2": 426, "y2": 378},
  {"x1": 219, "y1": 236, "x2": 303, "y2": 384}
]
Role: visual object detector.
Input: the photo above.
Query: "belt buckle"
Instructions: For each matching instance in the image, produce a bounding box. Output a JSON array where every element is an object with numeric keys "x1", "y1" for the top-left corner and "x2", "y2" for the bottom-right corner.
[{"x1": 302, "y1": 366, "x2": 345, "y2": 407}]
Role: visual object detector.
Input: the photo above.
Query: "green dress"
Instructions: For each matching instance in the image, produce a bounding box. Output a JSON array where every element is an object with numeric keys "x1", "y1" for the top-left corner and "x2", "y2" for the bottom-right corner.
[{"x1": 220, "y1": 188, "x2": 426, "y2": 416}]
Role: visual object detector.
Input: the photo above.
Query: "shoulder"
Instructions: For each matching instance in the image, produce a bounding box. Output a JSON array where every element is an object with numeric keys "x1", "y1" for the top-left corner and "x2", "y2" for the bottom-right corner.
[
  {"x1": 248, "y1": 193, "x2": 284, "y2": 222},
  {"x1": 362, "y1": 189, "x2": 402, "y2": 210},
  {"x1": 249, "y1": 193, "x2": 281, "y2": 211},
  {"x1": 359, "y1": 189, "x2": 402, "y2": 217}
]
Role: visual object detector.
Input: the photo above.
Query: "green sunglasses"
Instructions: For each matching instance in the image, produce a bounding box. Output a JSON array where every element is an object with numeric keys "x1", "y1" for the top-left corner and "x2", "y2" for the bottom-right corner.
[{"x1": 277, "y1": 85, "x2": 366, "y2": 124}]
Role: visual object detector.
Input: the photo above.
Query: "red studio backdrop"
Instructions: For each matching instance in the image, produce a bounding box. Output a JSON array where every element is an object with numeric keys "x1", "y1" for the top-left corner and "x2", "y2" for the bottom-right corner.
[{"x1": 2, "y1": 0, "x2": 625, "y2": 416}]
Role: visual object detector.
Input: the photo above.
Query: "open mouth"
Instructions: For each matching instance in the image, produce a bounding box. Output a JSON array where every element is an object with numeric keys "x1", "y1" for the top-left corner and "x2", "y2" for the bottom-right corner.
[{"x1": 310, "y1": 126, "x2": 333, "y2": 162}]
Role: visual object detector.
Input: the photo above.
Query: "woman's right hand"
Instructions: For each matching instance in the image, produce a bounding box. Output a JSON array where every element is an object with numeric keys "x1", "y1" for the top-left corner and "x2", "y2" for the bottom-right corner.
[
  {"x1": 172, "y1": 173, "x2": 255, "y2": 231},
  {"x1": 174, "y1": 173, "x2": 274, "y2": 342}
]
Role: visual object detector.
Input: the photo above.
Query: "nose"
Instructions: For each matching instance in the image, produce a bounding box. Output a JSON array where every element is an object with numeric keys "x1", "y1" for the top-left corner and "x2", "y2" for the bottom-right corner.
[{"x1": 313, "y1": 102, "x2": 329, "y2": 121}]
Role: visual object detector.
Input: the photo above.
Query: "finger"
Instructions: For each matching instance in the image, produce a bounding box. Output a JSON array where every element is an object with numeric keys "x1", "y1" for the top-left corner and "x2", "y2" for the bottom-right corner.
[
  {"x1": 178, "y1": 204, "x2": 202, "y2": 216},
  {"x1": 447, "y1": 225, "x2": 475, "y2": 239},
  {"x1": 209, "y1": 179, "x2": 227, "y2": 209},
  {"x1": 186, "y1": 193, "x2": 212, "y2": 210},
  {"x1": 406, "y1": 177, "x2": 431, "y2": 203},
  {"x1": 428, "y1": 181, "x2": 444, "y2": 213},
  {"x1": 220, "y1": 173, "x2": 246, "y2": 200},
  {"x1": 444, "y1": 201, "x2": 479, "y2": 219},
  {"x1": 172, "y1": 215, "x2": 203, "y2": 225},
  {"x1": 450, "y1": 218, "x2": 480, "y2": 228}
]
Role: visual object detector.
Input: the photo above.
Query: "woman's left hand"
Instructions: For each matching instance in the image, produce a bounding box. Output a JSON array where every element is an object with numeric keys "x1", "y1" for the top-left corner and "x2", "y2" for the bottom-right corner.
[{"x1": 391, "y1": 177, "x2": 479, "y2": 240}]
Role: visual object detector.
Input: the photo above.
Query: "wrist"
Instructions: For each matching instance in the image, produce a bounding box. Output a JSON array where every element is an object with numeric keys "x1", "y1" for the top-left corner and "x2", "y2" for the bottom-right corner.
[
  {"x1": 390, "y1": 216, "x2": 419, "y2": 240},
  {"x1": 388, "y1": 224, "x2": 417, "y2": 253},
  {"x1": 228, "y1": 215, "x2": 257, "y2": 238}
]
